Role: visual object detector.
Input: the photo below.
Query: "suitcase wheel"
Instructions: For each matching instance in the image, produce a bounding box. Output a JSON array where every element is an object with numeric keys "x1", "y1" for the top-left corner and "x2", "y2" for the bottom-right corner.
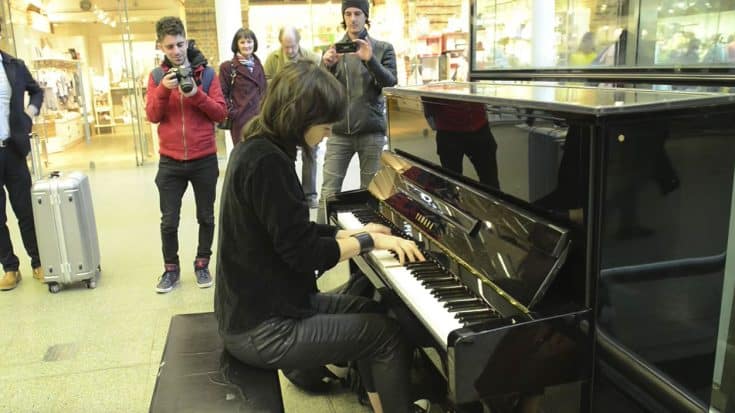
[
  {"x1": 48, "y1": 283, "x2": 61, "y2": 294},
  {"x1": 86, "y1": 279, "x2": 97, "y2": 289}
]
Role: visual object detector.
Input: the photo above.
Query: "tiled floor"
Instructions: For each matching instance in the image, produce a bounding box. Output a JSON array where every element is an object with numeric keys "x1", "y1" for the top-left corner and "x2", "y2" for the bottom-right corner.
[{"x1": 0, "y1": 132, "x2": 372, "y2": 412}]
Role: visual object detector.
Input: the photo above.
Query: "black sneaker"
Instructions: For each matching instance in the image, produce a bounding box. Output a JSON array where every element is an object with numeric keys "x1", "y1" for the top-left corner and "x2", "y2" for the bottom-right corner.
[
  {"x1": 156, "y1": 264, "x2": 180, "y2": 293},
  {"x1": 194, "y1": 258, "x2": 213, "y2": 288}
]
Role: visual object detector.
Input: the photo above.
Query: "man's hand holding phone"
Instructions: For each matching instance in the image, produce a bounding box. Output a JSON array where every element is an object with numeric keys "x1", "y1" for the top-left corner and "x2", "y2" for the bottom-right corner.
[{"x1": 322, "y1": 46, "x2": 340, "y2": 68}]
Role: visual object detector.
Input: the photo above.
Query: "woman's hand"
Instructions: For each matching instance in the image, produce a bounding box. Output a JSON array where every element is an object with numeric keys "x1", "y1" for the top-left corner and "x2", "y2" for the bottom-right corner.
[
  {"x1": 372, "y1": 233, "x2": 426, "y2": 265},
  {"x1": 363, "y1": 223, "x2": 391, "y2": 235}
]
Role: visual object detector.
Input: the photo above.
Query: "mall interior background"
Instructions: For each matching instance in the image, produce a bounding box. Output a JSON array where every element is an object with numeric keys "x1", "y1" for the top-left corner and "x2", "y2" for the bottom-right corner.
[
  {"x1": 0, "y1": 0, "x2": 732, "y2": 174},
  {"x1": 0, "y1": 0, "x2": 733, "y2": 411}
]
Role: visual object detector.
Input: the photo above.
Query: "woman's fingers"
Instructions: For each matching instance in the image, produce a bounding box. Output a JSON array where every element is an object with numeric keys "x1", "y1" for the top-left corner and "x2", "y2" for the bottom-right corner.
[{"x1": 393, "y1": 239, "x2": 425, "y2": 264}]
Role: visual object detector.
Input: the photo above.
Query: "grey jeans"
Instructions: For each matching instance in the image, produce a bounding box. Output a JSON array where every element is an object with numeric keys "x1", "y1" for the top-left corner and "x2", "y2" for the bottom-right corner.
[{"x1": 316, "y1": 132, "x2": 386, "y2": 224}]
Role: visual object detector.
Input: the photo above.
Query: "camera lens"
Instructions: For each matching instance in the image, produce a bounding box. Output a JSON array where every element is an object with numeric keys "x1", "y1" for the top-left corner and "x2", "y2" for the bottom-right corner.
[{"x1": 175, "y1": 66, "x2": 194, "y2": 93}]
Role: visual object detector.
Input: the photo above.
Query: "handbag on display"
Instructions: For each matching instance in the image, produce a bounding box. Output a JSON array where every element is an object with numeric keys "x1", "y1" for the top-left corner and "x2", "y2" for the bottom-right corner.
[{"x1": 217, "y1": 63, "x2": 236, "y2": 130}]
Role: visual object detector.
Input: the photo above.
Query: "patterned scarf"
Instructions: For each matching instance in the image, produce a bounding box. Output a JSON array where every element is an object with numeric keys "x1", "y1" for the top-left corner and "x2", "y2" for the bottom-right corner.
[{"x1": 238, "y1": 54, "x2": 255, "y2": 73}]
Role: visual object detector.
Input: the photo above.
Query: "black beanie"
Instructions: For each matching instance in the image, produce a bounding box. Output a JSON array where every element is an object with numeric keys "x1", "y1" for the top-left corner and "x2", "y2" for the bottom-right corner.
[{"x1": 342, "y1": 0, "x2": 369, "y2": 18}]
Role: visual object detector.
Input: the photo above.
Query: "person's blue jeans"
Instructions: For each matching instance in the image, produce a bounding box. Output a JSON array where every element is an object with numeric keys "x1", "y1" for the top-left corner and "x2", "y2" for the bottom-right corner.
[
  {"x1": 299, "y1": 145, "x2": 317, "y2": 202},
  {"x1": 317, "y1": 132, "x2": 386, "y2": 223},
  {"x1": 154, "y1": 154, "x2": 219, "y2": 266}
]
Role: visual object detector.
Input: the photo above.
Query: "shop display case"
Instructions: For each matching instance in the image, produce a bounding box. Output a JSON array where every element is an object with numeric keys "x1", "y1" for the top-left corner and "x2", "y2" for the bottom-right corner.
[
  {"x1": 470, "y1": 0, "x2": 735, "y2": 84},
  {"x1": 31, "y1": 58, "x2": 91, "y2": 153},
  {"x1": 93, "y1": 88, "x2": 114, "y2": 134}
]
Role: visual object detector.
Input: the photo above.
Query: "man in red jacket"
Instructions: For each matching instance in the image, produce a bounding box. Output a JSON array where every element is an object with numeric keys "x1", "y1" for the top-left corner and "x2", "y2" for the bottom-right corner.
[{"x1": 146, "y1": 16, "x2": 227, "y2": 293}]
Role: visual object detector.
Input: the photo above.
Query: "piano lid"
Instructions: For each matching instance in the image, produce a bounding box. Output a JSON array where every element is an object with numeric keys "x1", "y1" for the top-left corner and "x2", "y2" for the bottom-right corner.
[
  {"x1": 369, "y1": 151, "x2": 570, "y2": 312},
  {"x1": 383, "y1": 81, "x2": 735, "y2": 116}
]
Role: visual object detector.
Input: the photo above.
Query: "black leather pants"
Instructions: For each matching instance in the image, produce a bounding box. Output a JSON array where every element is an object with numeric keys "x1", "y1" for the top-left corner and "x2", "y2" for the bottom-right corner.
[{"x1": 223, "y1": 293, "x2": 414, "y2": 412}]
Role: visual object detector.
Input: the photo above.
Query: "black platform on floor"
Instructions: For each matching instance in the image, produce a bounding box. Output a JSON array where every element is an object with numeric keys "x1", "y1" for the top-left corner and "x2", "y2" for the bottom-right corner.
[{"x1": 149, "y1": 312, "x2": 284, "y2": 413}]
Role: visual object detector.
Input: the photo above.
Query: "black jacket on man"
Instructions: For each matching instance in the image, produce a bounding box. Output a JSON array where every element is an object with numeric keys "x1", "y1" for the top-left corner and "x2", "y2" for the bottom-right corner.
[
  {"x1": 325, "y1": 29, "x2": 397, "y2": 136},
  {"x1": 1, "y1": 51, "x2": 43, "y2": 156}
]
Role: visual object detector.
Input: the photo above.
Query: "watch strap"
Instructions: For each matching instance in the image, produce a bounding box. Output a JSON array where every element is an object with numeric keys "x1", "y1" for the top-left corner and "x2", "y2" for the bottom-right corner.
[{"x1": 351, "y1": 232, "x2": 374, "y2": 255}]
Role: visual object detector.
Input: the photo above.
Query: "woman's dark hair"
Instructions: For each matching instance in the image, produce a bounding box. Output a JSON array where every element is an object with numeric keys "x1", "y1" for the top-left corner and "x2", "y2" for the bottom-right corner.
[
  {"x1": 231, "y1": 28, "x2": 258, "y2": 55},
  {"x1": 241, "y1": 60, "x2": 346, "y2": 159}
]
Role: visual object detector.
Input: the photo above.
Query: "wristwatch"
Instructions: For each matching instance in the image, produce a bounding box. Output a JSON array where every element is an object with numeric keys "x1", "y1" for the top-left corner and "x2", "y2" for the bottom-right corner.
[{"x1": 351, "y1": 232, "x2": 374, "y2": 255}]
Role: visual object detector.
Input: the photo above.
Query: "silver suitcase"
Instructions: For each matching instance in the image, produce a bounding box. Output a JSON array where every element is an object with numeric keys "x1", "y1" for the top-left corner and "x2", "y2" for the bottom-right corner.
[{"x1": 31, "y1": 171, "x2": 101, "y2": 293}]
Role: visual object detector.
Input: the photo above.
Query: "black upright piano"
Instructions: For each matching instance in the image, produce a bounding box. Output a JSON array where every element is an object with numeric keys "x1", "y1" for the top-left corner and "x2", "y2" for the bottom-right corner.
[{"x1": 327, "y1": 81, "x2": 735, "y2": 412}]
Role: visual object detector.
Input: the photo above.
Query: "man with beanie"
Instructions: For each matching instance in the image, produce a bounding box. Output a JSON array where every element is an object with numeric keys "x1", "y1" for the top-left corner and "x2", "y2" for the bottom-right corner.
[
  {"x1": 317, "y1": 0, "x2": 397, "y2": 223},
  {"x1": 146, "y1": 16, "x2": 227, "y2": 293}
]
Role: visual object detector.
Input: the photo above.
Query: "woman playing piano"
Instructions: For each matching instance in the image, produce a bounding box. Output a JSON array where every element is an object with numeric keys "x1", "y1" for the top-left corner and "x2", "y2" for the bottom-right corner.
[{"x1": 214, "y1": 60, "x2": 428, "y2": 413}]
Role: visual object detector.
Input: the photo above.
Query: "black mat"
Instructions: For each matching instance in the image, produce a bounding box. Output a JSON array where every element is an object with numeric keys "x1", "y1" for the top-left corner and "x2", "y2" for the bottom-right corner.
[{"x1": 149, "y1": 312, "x2": 284, "y2": 413}]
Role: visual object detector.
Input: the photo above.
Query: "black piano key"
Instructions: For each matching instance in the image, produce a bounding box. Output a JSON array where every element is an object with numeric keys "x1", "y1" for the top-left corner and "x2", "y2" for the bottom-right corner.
[
  {"x1": 462, "y1": 316, "x2": 499, "y2": 326},
  {"x1": 456, "y1": 311, "x2": 497, "y2": 323},
  {"x1": 423, "y1": 280, "x2": 462, "y2": 289},
  {"x1": 420, "y1": 278, "x2": 457, "y2": 288},
  {"x1": 437, "y1": 294, "x2": 475, "y2": 303},
  {"x1": 416, "y1": 274, "x2": 453, "y2": 281},
  {"x1": 414, "y1": 273, "x2": 450, "y2": 280},
  {"x1": 444, "y1": 300, "x2": 487, "y2": 311},
  {"x1": 406, "y1": 262, "x2": 440, "y2": 270},
  {"x1": 432, "y1": 287, "x2": 469, "y2": 298}
]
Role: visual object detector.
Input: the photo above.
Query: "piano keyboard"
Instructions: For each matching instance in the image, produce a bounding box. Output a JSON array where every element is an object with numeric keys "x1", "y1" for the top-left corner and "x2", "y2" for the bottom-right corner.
[{"x1": 336, "y1": 211, "x2": 500, "y2": 348}]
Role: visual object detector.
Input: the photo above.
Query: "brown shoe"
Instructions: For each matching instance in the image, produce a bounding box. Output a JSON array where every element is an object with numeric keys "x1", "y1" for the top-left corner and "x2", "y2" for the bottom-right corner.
[
  {"x1": 0, "y1": 271, "x2": 21, "y2": 291},
  {"x1": 32, "y1": 266, "x2": 44, "y2": 281}
]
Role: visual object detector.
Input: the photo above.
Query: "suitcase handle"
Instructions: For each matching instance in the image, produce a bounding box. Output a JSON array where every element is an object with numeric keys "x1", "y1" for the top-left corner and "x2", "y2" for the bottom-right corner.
[{"x1": 50, "y1": 171, "x2": 61, "y2": 178}]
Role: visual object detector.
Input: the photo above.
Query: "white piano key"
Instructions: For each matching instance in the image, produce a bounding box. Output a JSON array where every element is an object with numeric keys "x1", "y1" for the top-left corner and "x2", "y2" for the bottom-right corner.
[
  {"x1": 338, "y1": 211, "x2": 465, "y2": 348},
  {"x1": 337, "y1": 212, "x2": 363, "y2": 230}
]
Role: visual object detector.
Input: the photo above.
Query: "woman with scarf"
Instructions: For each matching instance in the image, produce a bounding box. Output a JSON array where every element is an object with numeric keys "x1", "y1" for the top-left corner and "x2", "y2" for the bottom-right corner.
[{"x1": 219, "y1": 28, "x2": 266, "y2": 146}]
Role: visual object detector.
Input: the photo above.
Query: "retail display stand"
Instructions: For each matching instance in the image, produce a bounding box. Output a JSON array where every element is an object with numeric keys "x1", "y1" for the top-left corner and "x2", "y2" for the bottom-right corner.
[{"x1": 31, "y1": 58, "x2": 91, "y2": 153}]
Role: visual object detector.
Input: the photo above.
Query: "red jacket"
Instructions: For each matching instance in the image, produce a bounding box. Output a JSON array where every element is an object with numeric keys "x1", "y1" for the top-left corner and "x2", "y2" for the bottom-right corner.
[
  {"x1": 145, "y1": 64, "x2": 227, "y2": 161},
  {"x1": 422, "y1": 98, "x2": 488, "y2": 132}
]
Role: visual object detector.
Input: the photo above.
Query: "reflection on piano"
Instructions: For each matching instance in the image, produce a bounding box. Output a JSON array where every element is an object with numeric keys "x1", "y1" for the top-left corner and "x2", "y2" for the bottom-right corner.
[
  {"x1": 339, "y1": 80, "x2": 735, "y2": 413},
  {"x1": 328, "y1": 150, "x2": 592, "y2": 411}
]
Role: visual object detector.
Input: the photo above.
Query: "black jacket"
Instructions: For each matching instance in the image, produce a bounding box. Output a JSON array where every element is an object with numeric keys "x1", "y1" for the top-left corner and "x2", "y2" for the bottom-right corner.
[
  {"x1": 324, "y1": 30, "x2": 397, "y2": 136},
  {"x1": 1, "y1": 51, "x2": 43, "y2": 156},
  {"x1": 215, "y1": 136, "x2": 341, "y2": 335}
]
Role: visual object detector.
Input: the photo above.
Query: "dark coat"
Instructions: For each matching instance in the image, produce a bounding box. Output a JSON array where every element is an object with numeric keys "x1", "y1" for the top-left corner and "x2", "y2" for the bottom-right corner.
[
  {"x1": 1, "y1": 51, "x2": 43, "y2": 156},
  {"x1": 214, "y1": 136, "x2": 340, "y2": 335},
  {"x1": 219, "y1": 55, "x2": 266, "y2": 144},
  {"x1": 324, "y1": 30, "x2": 397, "y2": 136}
]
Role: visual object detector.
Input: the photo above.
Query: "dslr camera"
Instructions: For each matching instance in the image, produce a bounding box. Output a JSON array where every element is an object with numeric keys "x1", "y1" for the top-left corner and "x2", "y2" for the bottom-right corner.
[
  {"x1": 169, "y1": 66, "x2": 195, "y2": 93},
  {"x1": 334, "y1": 41, "x2": 358, "y2": 54}
]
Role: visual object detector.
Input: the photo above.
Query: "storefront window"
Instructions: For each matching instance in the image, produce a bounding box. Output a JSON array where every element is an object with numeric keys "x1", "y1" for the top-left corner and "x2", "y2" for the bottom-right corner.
[
  {"x1": 249, "y1": 0, "x2": 470, "y2": 85},
  {"x1": 472, "y1": 0, "x2": 735, "y2": 70}
]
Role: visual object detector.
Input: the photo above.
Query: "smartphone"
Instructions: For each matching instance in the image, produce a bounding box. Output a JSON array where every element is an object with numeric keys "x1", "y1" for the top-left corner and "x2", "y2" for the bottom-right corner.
[{"x1": 334, "y1": 41, "x2": 358, "y2": 54}]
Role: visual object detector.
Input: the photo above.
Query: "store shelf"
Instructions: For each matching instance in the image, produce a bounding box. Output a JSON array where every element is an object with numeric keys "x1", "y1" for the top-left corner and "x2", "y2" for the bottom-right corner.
[
  {"x1": 31, "y1": 58, "x2": 91, "y2": 146},
  {"x1": 93, "y1": 90, "x2": 115, "y2": 134}
]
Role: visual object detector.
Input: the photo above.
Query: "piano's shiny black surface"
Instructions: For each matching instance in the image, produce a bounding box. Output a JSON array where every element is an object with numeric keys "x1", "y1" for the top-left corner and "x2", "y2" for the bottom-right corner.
[
  {"x1": 335, "y1": 81, "x2": 735, "y2": 413},
  {"x1": 327, "y1": 150, "x2": 592, "y2": 409}
]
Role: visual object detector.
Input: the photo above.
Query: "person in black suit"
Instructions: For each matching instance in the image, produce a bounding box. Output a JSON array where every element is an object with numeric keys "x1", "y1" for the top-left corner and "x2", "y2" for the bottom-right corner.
[{"x1": 0, "y1": 48, "x2": 44, "y2": 291}]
